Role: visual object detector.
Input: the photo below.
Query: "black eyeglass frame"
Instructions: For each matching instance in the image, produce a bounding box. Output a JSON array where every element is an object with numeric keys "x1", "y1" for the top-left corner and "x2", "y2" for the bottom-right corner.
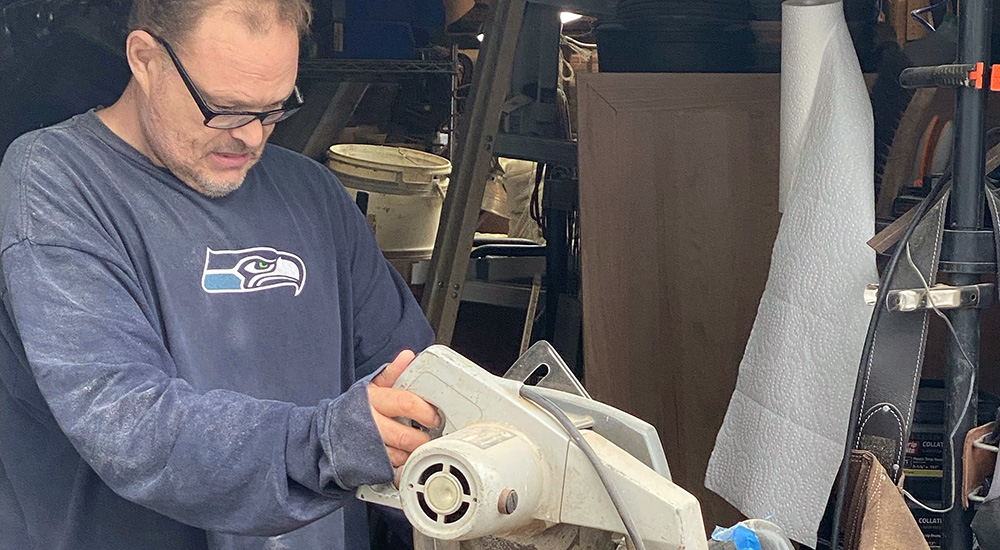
[{"x1": 147, "y1": 31, "x2": 304, "y2": 130}]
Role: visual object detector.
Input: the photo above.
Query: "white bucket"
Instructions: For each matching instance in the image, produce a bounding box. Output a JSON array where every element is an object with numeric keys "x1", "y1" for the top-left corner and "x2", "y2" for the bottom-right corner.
[{"x1": 326, "y1": 144, "x2": 451, "y2": 261}]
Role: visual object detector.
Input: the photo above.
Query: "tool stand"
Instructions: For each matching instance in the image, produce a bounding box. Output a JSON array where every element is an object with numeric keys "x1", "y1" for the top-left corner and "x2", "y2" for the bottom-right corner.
[{"x1": 834, "y1": 1, "x2": 996, "y2": 549}]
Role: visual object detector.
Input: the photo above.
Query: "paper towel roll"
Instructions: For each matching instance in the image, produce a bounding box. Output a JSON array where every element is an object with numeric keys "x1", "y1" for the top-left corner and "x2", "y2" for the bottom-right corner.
[
  {"x1": 780, "y1": 0, "x2": 850, "y2": 214},
  {"x1": 705, "y1": 0, "x2": 877, "y2": 546}
]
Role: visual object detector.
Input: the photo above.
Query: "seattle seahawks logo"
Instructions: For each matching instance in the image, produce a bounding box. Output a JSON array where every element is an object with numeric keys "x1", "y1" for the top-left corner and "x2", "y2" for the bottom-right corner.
[{"x1": 201, "y1": 247, "x2": 306, "y2": 296}]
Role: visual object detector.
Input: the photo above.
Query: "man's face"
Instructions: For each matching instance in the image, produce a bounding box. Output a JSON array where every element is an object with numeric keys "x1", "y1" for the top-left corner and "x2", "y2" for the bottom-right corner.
[{"x1": 139, "y1": 9, "x2": 299, "y2": 197}]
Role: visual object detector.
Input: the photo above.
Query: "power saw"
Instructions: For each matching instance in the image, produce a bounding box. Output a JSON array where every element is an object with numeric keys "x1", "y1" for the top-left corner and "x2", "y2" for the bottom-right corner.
[{"x1": 358, "y1": 342, "x2": 789, "y2": 550}]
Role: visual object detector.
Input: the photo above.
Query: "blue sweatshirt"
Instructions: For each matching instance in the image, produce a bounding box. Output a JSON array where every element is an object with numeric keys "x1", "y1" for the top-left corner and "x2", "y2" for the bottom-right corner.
[{"x1": 0, "y1": 110, "x2": 434, "y2": 549}]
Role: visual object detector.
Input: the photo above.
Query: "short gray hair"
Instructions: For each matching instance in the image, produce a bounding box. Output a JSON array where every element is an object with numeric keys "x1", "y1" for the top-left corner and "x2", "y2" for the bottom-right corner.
[{"x1": 128, "y1": 0, "x2": 313, "y2": 44}]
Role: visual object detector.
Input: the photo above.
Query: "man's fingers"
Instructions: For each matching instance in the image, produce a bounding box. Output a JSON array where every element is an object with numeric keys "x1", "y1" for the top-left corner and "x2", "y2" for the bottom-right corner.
[
  {"x1": 372, "y1": 349, "x2": 416, "y2": 388},
  {"x1": 372, "y1": 407, "x2": 432, "y2": 453},
  {"x1": 387, "y1": 447, "x2": 409, "y2": 468},
  {"x1": 369, "y1": 386, "x2": 441, "y2": 429},
  {"x1": 367, "y1": 354, "x2": 438, "y2": 470}
]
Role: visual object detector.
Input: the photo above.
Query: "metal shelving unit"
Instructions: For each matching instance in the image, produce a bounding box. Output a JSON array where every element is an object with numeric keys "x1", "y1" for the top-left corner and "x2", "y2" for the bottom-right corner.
[{"x1": 298, "y1": 52, "x2": 457, "y2": 79}]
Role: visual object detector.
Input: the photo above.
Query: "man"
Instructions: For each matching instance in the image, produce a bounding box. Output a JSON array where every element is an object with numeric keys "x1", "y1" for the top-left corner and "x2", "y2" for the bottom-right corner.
[{"x1": 0, "y1": 0, "x2": 441, "y2": 548}]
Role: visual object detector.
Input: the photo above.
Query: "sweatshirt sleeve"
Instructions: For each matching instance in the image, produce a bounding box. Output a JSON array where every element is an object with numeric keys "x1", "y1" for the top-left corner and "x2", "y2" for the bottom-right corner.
[
  {"x1": 1, "y1": 240, "x2": 394, "y2": 536},
  {"x1": 334, "y1": 175, "x2": 435, "y2": 377}
]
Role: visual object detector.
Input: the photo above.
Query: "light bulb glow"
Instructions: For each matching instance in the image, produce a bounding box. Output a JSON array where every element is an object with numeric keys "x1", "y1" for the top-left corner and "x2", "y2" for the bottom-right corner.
[{"x1": 560, "y1": 12, "x2": 583, "y2": 23}]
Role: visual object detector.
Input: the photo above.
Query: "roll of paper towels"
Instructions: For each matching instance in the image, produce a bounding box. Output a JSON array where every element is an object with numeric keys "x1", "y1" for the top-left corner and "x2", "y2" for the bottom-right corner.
[
  {"x1": 780, "y1": 0, "x2": 863, "y2": 214},
  {"x1": 705, "y1": 0, "x2": 877, "y2": 546}
]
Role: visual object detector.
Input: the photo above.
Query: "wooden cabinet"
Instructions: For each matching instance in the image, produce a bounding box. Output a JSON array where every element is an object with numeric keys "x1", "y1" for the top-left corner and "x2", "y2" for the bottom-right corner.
[{"x1": 577, "y1": 73, "x2": 783, "y2": 530}]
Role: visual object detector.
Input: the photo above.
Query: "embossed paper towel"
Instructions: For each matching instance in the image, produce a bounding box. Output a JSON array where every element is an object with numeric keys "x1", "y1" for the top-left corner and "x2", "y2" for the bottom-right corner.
[{"x1": 704, "y1": 0, "x2": 877, "y2": 546}]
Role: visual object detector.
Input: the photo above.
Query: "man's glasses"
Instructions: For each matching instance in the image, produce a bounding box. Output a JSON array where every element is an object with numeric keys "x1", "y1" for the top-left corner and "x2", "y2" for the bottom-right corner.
[{"x1": 147, "y1": 32, "x2": 304, "y2": 130}]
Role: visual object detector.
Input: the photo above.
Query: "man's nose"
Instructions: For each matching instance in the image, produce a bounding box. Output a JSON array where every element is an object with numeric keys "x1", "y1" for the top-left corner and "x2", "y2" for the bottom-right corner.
[{"x1": 229, "y1": 118, "x2": 265, "y2": 148}]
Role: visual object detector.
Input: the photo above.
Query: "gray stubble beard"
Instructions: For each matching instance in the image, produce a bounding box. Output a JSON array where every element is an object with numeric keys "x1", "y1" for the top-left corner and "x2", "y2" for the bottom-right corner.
[{"x1": 138, "y1": 100, "x2": 259, "y2": 198}]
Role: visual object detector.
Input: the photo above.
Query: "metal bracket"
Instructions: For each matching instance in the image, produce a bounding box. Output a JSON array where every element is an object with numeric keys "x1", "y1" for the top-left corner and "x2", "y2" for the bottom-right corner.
[
  {"x1": 863, "y1": 282, "x2": 996, "y2": 311},
  {"x1": 939, "y1": 228, "x2": 998, "y2": 274},
  {"x1": 492, "y1": 133, "x2": 577, "y2": 165},
  {"x1": 500, "y1": 93, "x2": 534, "y2": 115},
  {"x1": 502, "y1": 340, "x2": 590, "y2": 398},
  {"x1": 356, "y1": 482, "x2": 401, "y2": 508}
]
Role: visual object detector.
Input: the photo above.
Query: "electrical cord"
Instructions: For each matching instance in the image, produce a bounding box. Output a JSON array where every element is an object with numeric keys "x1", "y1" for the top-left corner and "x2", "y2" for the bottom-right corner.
[
  {"x1": 829, "y1": 168, "x2": 953, "y2": 546},
  {"x1": 530, "y1": 163, "x2": 546, "y2": 233},
  {"x1": 561, "y1": 34, "x2": 598, "y2": 50},
  {"x1": 899, "y1": 242, "x2": 978, "y2": 514},
  {"x1": 518, "y1": 385, "x2": 647, "y2": 550}
]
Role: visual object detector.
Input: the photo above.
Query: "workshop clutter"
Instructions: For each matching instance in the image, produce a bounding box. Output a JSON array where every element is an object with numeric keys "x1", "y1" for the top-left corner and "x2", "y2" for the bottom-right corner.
[{"x1": 327, "y1": 143, "x2": 451, "y2": 263}]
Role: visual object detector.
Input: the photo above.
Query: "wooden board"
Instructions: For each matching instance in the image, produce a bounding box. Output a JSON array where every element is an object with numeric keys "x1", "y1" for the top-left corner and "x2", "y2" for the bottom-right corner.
[{"x1": 576, "y1": 73, "x2": 783, "y2": 531}]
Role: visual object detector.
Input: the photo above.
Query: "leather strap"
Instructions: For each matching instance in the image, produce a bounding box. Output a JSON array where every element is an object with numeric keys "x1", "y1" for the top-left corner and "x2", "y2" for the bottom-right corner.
[{"x1": 853, "y1": 190, "x2": 949, "y2": 482}]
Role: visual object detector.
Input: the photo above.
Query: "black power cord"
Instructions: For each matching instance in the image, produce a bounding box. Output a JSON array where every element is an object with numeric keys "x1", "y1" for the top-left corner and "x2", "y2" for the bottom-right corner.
[{"x1": 519, "y1": 385, "x2": 647, "y2": 550}]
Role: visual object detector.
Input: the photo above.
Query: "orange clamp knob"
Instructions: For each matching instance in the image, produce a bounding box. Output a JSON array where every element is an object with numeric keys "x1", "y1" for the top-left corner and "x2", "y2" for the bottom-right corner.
[{"x1": 970, "y1": 62, "x2": 984, "y2": 89}]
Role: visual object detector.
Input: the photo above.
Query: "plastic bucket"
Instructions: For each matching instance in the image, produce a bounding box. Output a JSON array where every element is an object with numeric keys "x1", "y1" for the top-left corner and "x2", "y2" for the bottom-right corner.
[{"x1": 326, "y1": 144, "x2": 451, "y2": 261}]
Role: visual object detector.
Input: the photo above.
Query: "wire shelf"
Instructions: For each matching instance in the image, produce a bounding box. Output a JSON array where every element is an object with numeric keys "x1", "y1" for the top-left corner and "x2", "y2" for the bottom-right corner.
[{"x1": 298, "y1": 56, "x2": 457, "y2": 78}]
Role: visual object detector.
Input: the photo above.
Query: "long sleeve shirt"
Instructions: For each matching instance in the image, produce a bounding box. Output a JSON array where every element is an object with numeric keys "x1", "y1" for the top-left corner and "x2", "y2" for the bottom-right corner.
[{"x1": 0, "y1": 110, "x2": 434, "y2": 550}]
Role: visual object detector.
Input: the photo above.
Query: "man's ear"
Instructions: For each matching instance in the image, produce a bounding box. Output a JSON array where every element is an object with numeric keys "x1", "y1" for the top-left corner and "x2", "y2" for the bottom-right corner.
[{"x1": 126, "y1": 30, "x2": 163, "y2": 96}]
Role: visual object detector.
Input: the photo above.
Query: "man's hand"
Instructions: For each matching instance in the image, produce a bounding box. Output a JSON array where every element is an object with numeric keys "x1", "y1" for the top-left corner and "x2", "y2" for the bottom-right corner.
[{"x1": 368, "y1": 350, "x2": 441, "y2": 467}]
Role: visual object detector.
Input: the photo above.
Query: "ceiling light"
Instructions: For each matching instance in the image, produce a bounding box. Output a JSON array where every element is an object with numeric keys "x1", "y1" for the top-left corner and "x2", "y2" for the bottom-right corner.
[{"x1": 560, "y1": 12, "x2": 583, "y2": 24}]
